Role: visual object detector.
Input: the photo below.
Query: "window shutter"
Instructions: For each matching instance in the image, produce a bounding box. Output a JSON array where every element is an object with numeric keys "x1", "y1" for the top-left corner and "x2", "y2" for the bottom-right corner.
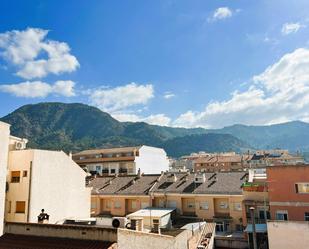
[{"x1": 295, "y1": 184, "x2": 299, "y2": 193}]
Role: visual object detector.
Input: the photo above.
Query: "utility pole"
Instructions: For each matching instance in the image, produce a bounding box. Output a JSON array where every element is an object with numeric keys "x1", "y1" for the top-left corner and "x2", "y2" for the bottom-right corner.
[
  {"x1": 263, "y1": 180, "x2": 267, "y2": 223},
  {"x1": 250, "y1": 207, "x2": 258, "y2": 249}
]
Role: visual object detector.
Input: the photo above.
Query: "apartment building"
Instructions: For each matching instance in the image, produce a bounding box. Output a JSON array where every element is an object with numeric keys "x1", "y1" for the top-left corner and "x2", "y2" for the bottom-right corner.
[
  {"x1": 250, "y1": 150, "x2": 304, "y2": 167},
  {"x1": 194, "y1": 154, "x2": 252, "y2": 172},
  {"x1": 267, "y1": 164, "x2": 309, "y2": 222},
  {"x1": 73, "y1": 145, "x2": 169, "y2": 175},
  {"x1": 242, "y1": 169, "x2": 269, "y2": 248},
  {"x1": 89, "y1": 171, "x2": 247, "y2": 233},
  {"x1": 192, "y1": 150, "x2": 305, "y2": 173},
  {"x1": 0, "y1": 122, "x2": 10, "y2": 235},
  {"x1": 89, "y1": 173, "x2": 157, "y2": 216},
  {"x1": 0, "y1": 121, "x2": 91, "y2": 224}
]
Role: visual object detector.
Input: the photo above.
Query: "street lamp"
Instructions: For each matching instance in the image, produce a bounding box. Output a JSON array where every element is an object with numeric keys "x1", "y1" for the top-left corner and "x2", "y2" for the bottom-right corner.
[{"x1": 250, "y1": 207, "x2": 257, "y2": 249}]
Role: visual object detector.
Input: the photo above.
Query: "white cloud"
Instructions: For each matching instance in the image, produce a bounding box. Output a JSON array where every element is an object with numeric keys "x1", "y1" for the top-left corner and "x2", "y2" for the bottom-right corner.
[
  {"x1": 0, "y1": 80, "x2": 75, "y2": 98},
  {"x1": 163, "y1": 92, "x2": 175, "y2": 99},
  {"x1": 210, "y1": 7, "x2": 233, "y2": 22},
  {"x1": 89, "y1": 83, "x2": 154, "y2": 112},
  {"x1": 281, "y1": 22, "x2": 305, "y2": 35},
  {"x1": 0, "y1": 28, "x2": 79, "y2": 79},
  {"x1": 144, "y1": 114, "x2": 171, "y2": 126},
  {"x1": 112, "y1": 113, "x2": 171, "y2": 126},
  {"x1": 173, "y1": 48, "x2": 309, "y2": 128}
]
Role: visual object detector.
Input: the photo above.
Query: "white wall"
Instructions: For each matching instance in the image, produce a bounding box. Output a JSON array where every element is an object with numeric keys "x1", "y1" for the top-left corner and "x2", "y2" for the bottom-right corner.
[
  {"x1": 118, "y1": 228, "x2": 190, "y2": 249},
  {"x1": 29, "y1": 150, "x2": 91, "y2": 223},
  {"x1": 267, "y1": 221, "x2": 309, "y2": 249},
  {"x1": 135, "y1": 146, "x2": 169, "y2": 174},
  {"x1": 6, "y1": 149, "x2": 91, "y2": 223},
  {"x1": 0, "y1": 122, "x2": 10, "y2": 235}
]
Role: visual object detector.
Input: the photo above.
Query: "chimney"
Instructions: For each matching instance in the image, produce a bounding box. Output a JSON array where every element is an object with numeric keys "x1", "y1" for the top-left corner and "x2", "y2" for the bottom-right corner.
[
  {"x1": 137, "y1": 168, "x2": 141, "y2": 178},
  {"x1": 194, "y1": 173, "x2": 206, "y2": 183},
  {"x1": 169, "y1": 173, "x2": 177, "y2": 182},
  {"x1": 69, "y1": 151, "x2": 72, "y2": 159}
]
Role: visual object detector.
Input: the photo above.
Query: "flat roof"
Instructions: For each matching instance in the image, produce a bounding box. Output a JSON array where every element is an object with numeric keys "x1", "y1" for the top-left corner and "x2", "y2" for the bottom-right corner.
[
  {"x1": 0, "y1": 233, "x2": 113, "y2": 249},
  {"x1": 127, "y1": 208, "x2": 175, "y2": 218},
  {"x1": 181, "y1": 222, "x2": 206, "y2": 231},
  {"x1": 73, "y1": 146, "x2": 142, "y2": 156}
]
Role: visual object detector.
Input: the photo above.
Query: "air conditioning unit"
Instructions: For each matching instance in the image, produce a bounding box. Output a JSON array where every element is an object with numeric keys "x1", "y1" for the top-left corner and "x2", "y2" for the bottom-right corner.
[
  {"x1": 112, "y1": 217, "x2": 128, "y2": 228},
  {"x1": 15, "y1": 141, "x2": 25, "y2": 150}
]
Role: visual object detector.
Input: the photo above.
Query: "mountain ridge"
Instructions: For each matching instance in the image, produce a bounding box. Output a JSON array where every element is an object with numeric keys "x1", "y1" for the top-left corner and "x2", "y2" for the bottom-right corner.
[{"x1": 1, "y1": 102, "x2": 309, "y2": 157}]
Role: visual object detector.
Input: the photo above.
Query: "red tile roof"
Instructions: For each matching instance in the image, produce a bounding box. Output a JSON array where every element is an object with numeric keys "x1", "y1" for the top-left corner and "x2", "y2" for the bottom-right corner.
[{"x1": 0, "y1": 233, "x2": 113, "y2": 249}]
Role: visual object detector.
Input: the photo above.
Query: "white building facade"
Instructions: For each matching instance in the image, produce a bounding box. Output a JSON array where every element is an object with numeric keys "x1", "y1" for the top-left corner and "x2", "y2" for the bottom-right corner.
[
  {"x1": 0, "y1": 122, "x2": 10, "y2": 235},
  {"x1": 73, "y1": 145, "x2": 169, "y2": 175},
  {"x1": 267, "y1": 220, "x2": 309, "y2": 249},
  {"x1": 5, "y1": 149, "x2": 91, "y2": 223},
  {"x1": 0, "y1": 120, "x2": 91, "y2": 224}
]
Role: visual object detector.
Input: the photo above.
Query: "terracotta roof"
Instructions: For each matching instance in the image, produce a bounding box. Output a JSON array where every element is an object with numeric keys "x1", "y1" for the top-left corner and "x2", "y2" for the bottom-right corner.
[
  {"x1": 151, "y1": 172, "x2": 247, "y2": 195},
  {"x1": 74, "y1": 146, "x2": 142, "y2": 156},
  {"x1": 89, "y1": 174, "x2": 160, "y2": 195},
  {"x1": 0, "y1": 233, "x2": 113, "y2": 249}
]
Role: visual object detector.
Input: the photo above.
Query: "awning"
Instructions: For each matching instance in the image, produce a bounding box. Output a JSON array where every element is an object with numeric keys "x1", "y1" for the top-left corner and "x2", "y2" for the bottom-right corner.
[{"x1": 244, "y1": 224, "x2": 267, "y2": 233}]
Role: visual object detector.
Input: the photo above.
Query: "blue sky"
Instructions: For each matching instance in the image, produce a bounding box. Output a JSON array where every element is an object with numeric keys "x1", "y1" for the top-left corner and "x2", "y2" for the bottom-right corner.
[{"x1": 0, "y1": 0, "x2": 309, "y2": 128}]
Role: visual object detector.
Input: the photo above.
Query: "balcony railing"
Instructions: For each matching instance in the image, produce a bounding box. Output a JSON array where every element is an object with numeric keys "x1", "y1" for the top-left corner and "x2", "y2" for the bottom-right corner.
[
  {"x1": 245, "y1": 214, "x2": 267, "y2": 224},
  {"x1": 213, "y1": 212, "x2": 232, "y2": 220}
]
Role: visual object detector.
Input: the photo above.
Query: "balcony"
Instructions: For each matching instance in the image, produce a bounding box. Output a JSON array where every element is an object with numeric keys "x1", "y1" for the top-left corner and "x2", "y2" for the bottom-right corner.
[
  {"x1": 73, "y1": 156, "x2": 135, "y2": 164},
  {"x1": 245, "y1": 214, "x2": 267, "y2": 224},
  {"x1": 213, "y1": 212, "x2": 232, "y2": 221}
]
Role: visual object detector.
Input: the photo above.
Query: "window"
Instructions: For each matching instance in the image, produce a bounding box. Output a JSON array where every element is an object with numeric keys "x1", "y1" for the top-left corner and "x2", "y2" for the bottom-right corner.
[
  {"x1": 305, "y1": 212, "x2": 309, "y2": 221},
  {"x1": 158, "y1": 199, "x2": 165, "y2": 208},
  {"x1": 141, "y1": 202, "x2": 149, "y2": 209},
  {"x1": 11, "y1": 171, "x2": 20, "y2": 183},
  {"x1": 295, "y1": 183, "x2": 309, "y2": 194},
  {"x1": 131, "y1": 200, "x2": 137, "y2": 209},
  {"x1": 91, "y1": 200, "x2": 97, "y2": 209},
  {"x1": 216, "y1": 222, "x2": 229, "y2": 232},
  {"x1": 276, "y1": 210, "x2": 288, "y2": 221},
  {"x1": 199, "y1": 202, "x2": 209, "y2": 210},
  {"x1": 259, "y1": 210, "x2": 270, "y2": 220},
  {"x1": 220, "y1": 202, "x2": 228, "y2": 209},
  {"x1": 167, "y1": 201, "x2": 177, "y2": 209},
  {"x1": 15, "y1": 201, "x2": 26, "y2": 213},
  {"x1": 105, "y1": 200, "x2": 111, "y2": 209},
  {"x1": 114, "y1": 201, "x2": 121, "y2": 209},
  {"x1": 187, "y1": 201, "x2": 195, "y2": 209},
  {"x1": 110, "y1": 169, "x2": 116, "y2": 174},
  {"x1": 234, "y1": 203, "x2": 242, "y2": 211},
  {"x1": 235, "y1": 224, "x2": 243, "y2": 232},
  {"x1": 23, "y1": 171, "x2": 27, "y2": 177}
]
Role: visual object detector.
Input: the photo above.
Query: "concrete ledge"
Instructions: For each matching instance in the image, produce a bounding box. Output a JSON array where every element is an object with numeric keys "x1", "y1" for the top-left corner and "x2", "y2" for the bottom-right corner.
[{"x1": 4, "y1": 222, "x2": 117, "y2": 242}]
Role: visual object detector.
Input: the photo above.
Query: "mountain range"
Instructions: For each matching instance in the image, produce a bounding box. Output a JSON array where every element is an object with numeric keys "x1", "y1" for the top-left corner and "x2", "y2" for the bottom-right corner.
[{"x1": 1, "y1": 102, "x2": 309, "y2": 158}]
